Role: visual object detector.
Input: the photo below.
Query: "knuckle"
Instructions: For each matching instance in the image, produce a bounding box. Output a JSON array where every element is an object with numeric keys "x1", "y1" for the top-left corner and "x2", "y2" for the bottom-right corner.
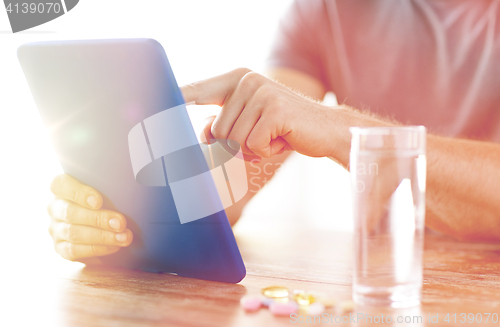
[
  {"x1": 202, "y1": 116, "x2": 216, "y2": 128},
  {"x1": 246, "y1": 138, "x2": 269, "y2": 158},
  {"x1": 46, "y1": 202, "x2": 52, "y2": 216},
  {"x1": 65, "y1": 224, "x2": 78, "y2": 242},
  {"x1": 64, "y1": 202, "x2": 75, "y2": 222},
  {"x1": 239, "y1": 72, "x2": 262, "y2": 90},
  {"x1": 233, "y1": 67, "x2": 252, "y2": 78},
  {"x1": 96, "y1": 230, "x2": 108, "y2": 244},
  {"x1": 272, "y1": 96, "x2": 288, "y2": 113},
  {"x1": 50, "y1": 199, "x2": 69, "y2": 221},
  {"x1": 253, "y1": 85, "x2": 273, "y2": 106},
  {"x1": 54, "y1": 242, "x2": 63, "y2": 256},
  {"x1": 92, "y1": 211, "x2": 106, "y2": 229},
  {"x1": 246, "y1": 138, "x2": 259, "y2": 153},
  {"x1": 66, "y1": 243, "x2": 76, "y2": 260},
  {"x1": 72, "y1": 186, "x2": 87, "y2": 204},
  {"x1": 60, "y1": 242, "x2": 75, "y2": 261},
  {"x1": 257, "y1": 84, "x2": 275, "y2": 100},
  {"x1": 48, "y1": 223, "x2": 54, "y2": 237},
  {"x1": 49, "y1": 174, "x2": 66, "y2": 195},
  {"x1": 211, "y1": 122, "x2": 225, "y2": 139},
  {"x1": 261, "y1": 149, "x2": 272, "y2": 158}
]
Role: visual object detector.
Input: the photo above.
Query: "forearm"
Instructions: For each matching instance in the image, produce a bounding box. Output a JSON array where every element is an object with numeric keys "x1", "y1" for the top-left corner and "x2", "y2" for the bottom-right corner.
[
  {"x1": 327, "y1": 106, "x2": 500, "y2": 242},
  {"x1": 425, "y1": 136, "x2": 500, "y2": 241}
]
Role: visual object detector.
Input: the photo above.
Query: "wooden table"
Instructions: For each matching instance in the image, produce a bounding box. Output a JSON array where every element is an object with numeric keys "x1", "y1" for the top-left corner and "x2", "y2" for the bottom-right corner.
[{"x1": 3, "y1": 214, "x2": 500, "y2": 327}]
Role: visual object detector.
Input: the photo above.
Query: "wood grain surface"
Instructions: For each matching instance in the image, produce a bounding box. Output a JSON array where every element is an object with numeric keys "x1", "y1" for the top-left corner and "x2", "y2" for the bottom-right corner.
[{"x1": 3, "y1": 216, "x2": 500, "y2": 327}]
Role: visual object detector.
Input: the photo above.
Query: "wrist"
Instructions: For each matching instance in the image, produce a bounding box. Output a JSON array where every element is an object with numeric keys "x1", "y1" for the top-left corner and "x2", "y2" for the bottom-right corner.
[
  {"x1": 324, "y1": 106, "x2": 356, "y2": 165},
  {"x1": 325, "y1": 105, "x2": 394, "y2": 165}
]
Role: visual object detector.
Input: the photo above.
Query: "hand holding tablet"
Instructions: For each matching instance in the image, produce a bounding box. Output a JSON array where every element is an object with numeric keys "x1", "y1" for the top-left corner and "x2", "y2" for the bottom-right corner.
[
  {"x1": 47, "y1": 174, "x2": 133, "y2": 261},
  {"x1": 19, "y1": 38, "x2": 246, "y2": 283}
]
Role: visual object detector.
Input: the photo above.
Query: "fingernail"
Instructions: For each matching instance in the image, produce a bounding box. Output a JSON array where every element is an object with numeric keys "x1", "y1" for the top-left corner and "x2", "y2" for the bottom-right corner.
[
  {"x1": 109, "y1": 218, "x2": 121, "y2": 230},
  {"x1": 87, "y1": 195, "x2": 98, "y2": 209},
  {"x1": 115, "y1": 232, "x2": 128, "y2": 243},
  {"x1": 227, "y1": 139, "x2": 240, "y2": 150}
]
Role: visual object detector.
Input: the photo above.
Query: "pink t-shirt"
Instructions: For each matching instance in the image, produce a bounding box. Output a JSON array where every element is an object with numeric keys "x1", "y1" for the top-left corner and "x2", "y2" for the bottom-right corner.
[{"x1": 268, "y1": 0, "x2": 500, "y2": 141}]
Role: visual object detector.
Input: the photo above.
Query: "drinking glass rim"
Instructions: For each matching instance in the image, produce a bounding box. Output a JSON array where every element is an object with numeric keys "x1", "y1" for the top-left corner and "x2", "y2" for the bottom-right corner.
[{"x1": 349, "y1": 126, "x2": 426, "y2": 136}]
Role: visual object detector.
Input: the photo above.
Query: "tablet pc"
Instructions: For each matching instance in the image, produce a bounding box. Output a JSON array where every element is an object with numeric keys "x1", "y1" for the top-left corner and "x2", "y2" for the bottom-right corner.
[{"x1": 18, "y1": 38, "x2": 246, "y2": 283}]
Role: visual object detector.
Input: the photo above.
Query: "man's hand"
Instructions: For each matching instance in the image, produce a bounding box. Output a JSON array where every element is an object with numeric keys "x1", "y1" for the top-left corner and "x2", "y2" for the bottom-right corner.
[
  {"x1": 181, "y1": 68, "x2": 344, "y2": 160},
  {"x1": 179, "y1": 68, "x2": 500, "y2": 242},
  {"x1": 47, "y1": 174, "x2": 133, "y2": 261}
]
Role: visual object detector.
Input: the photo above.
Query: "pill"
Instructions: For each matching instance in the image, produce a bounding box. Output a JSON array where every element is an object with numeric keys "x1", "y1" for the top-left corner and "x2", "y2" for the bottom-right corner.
[
  {"x1": 307, "y1": 302, "x2": 325, "y2": 316},
  {"x1": 240, "y1": 296, "x2": 261, "y2": 312},
  {"x1": 262, "y1": 286, "x2": 289, "y2": 298},
  {"x1": 269, "y1": 302, "x2": 299, "y2": 316},
  {"x1": 261, "y1": 297, "x2": 274, "y2": 307},
  {"x1": 293, "y1": 292, "x2": 316, "y2": 306},
  {"x1": 273, "y1": 297, "x2": 289, "y2": 304},
  {"x1": 292, "y1": 289, "x2": 305, "y2": 296},
  {"x1": 339, "y1": 300, "x2": 355, "y2": 313}
]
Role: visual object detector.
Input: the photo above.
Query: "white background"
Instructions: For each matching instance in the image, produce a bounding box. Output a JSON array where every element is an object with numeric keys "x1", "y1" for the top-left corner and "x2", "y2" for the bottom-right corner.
[{"x1": 0, "y1": 0, "x2": 352, "y2": 274}]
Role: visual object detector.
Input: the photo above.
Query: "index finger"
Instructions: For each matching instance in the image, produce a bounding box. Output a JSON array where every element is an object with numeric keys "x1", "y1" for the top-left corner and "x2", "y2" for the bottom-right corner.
[
  {"x1": 180, "y1": 68, "x2": 251, "y2": 106},
  {"x1": 50, "y1": 174, "x2": 103, "y2": 210}
]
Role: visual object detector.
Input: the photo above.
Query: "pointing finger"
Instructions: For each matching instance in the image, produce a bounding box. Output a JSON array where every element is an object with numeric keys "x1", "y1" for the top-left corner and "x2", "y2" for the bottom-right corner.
[{"x1": 180, "y1": 68, "x2": 251, "y2": 106}]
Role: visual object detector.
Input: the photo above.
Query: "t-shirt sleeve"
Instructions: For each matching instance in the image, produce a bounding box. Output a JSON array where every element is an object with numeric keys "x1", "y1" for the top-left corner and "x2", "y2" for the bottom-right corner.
[{"x1": 267, "y1": 0, "x2": 325, "y2": 84}]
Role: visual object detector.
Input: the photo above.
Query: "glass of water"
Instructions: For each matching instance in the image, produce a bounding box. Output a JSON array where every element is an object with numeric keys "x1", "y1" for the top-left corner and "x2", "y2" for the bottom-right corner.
[{"x1": 349, "y1": 126, "x2": 426, "y2": 308}]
